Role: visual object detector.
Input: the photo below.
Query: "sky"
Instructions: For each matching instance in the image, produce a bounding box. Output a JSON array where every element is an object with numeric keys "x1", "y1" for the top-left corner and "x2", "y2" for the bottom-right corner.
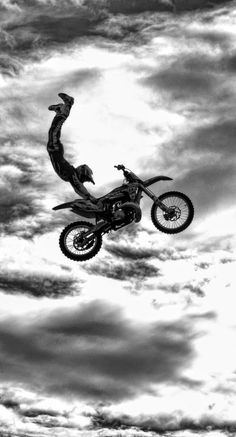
[{"x1": 0, "y1": 0, "x2": 236, "y2": 436}]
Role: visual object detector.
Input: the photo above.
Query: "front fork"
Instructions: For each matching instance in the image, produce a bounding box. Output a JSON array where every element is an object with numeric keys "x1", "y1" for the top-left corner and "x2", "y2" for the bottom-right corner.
[{"x1": 141, "y1": 186, "x2": 171, "y2": 213}]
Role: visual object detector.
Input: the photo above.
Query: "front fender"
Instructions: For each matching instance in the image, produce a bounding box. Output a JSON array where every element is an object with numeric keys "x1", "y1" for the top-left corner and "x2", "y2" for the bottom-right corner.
[{"x1": 143, "y1": 176, "x2": 173, "y2": 187}]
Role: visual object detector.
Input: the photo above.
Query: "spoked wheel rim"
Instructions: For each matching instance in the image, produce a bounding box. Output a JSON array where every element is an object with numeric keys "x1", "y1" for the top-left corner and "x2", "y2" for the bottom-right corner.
[
  {"x1": 151, "y1": 191, "x2": 194, "y2": 234},
  {"x1": 64, "y1": 225, "x2": 97, "y2": 256},
  {"x1": 158, "y1": 195, "x2": 190, "y2": 231}
]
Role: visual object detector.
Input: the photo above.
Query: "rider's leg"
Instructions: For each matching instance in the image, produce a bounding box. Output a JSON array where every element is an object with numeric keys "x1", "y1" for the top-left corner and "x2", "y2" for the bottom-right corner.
[
  {"x1": 47, "y1": 93, "x2": 74, "y2": 152},
  {"x1": 47, "y1": 93, "x2": 74, "y2": 180},
  {"x1": 47, "y1": 115, "x2": 66, "y2": 153}
]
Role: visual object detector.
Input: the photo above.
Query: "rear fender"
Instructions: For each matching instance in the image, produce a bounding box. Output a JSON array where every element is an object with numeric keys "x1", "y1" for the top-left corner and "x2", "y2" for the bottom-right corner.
[
  {"x1": 143, "y1": 176, "x2": 173, "y2": 187},
  {"x1": 53, "y1": 200, "x2": 98, "y2": 219},
  {"x1": 52, "y1": 201, "x2": 75, "y2": 210}
]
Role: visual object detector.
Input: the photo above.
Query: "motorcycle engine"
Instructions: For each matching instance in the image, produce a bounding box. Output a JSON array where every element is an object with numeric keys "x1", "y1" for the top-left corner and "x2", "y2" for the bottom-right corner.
[{"x1": 113, "y1": 208, "x2": 126, "y2": 223}]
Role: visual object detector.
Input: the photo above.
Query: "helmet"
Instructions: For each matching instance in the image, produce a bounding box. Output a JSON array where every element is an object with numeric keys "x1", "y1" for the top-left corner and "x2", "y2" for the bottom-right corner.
[{"x1": 76, "y1": 164, "x2": 95, "y2": 184}]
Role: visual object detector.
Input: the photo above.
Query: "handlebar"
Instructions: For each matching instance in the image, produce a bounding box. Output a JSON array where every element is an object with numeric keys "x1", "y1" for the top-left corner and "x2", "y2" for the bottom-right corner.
[
  {"x1": 114, "y1": 164, "x2": 140, "y2": 183},
  {"x1": 114, "y1": 164, "x2": 125, "y2": 171}
]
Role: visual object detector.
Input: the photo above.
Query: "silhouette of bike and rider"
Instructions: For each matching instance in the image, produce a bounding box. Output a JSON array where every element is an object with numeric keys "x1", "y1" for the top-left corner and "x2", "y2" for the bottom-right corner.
[{"x1": 48, "y1": 93, "x2": 194, "y2": 261}]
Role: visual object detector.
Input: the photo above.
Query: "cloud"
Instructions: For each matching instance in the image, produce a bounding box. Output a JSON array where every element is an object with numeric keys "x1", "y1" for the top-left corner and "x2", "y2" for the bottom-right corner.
[
  {"x1": 160, "y1": 280, "x2": 209, "y2": 297},
  {"x1": 0, "y1": 0, "x2": 232, "y2": 78},
  {"x1": 198, "y1": 234, "x2": 233, "y2": 253},
  {"x1": 0, "y1": 385, "x2": 95, "y2": 434},
  {"x1": 170, "y1": 118, "x2": 236, "y2": 214},
  {"x1": 0, "y1": 131, "x2": 92, "y2": 238},
  {"x1": 188, "y1": 119, "x2": 236, "y2": 158},
  {"x1": 0, "y1": 55, "x2": 22, "y2": 76},
  {"x1": 142, "y1": 68, "x2": 217, "y2": 101},
  {"x1": 84, "y1": 259, "x2": 160, "y2": 281},
  {"x1": 91, "y1": 406, "x2": 236, "y2": 434},
  {"x1": 0, "y1": 299, "x2": 195, "y2": 402},
  {"x1": 105, "y1": 241, "x2": 190, "y2": 261},
  {"x1": 0, "y1": 1, "x2": 108, "y2": 77},
  {"x1": 142, "y1": 117, "x2": 236, "y2": 219},
  {"x1": 176, "y1": 159, "x2": 236, "y2": 213},
  {"x1": 108, "y1": 0, "x2": 231, "y2": 14},
  {"x1": 0, "y1": 270, "x2": 79, "y2": 298},
  {"x1": 6, "y1": 14, "x2": 101, "y2": 47},
  {"x1": 132, "y1": 6, "x2": 235, "y2": 226},
  {"x1": 108, "y1": 0, "x2": 175, "y2": 13},
  {"x1": 195, "y1": 261, "x2": 210, "y2": 269}
]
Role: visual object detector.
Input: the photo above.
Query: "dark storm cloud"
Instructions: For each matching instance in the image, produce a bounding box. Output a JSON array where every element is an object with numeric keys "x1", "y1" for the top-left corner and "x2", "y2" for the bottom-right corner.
[
  {"x1": 143, "y1": 68, "x2": 216, "y2": 101},
  {"x1": 172, "y1": 121, "x2": 236, "y2": 213},
  {"x1": 0, "y1": 138, "x2": 44, "y2": 237},
  {"x1": 91, "y1": 408, "x2": 236, "y2": 434},
  {"x1": 0, "y1": 188, "x2": 36, "y2": 225},
  {"x1": 106, "y1": 242, "x2": 190, "y2": 261},
  {"x1": 23, "y1": 408, "x2": 61, "y2": 418},
  {"x1": 84, "y1": 259, "x2": 160, "y2": 281},
  {"x1": 43, "y1": 300, "x2": 127, "y2": 338},
  {"x1": 0, "y1": 134, "x2": 80, "y2": 239},
  {"x1": 0, "y1": 1, "x2": 108, "y2": 76},
  {"x1": 189, "y1": 119, "x2": 236, "y2": 157},
  {"x1": 46, "y1": 67, "x2": 101, "y2": 104},
  {"x1": 0, "y1": 300, "x2": 195, "y2": 401},
  {"x1": 5, "y1": 13, "x2": 104, "y2": 47},
  {"x1": 105, "y1": 244, "x2": 155, "y2": 260},
  {"x1": 0, "y1": 270, "x2": 79, "y2": 298},
  {"x1": 108, "y1": 0, "x2": 175, "y2": 14},
  {"x1": 226, "y1": 52, "x2": 236, "y2": 72},
  {"x1": 0, "y1": 55, "x2": 22, "y2": 76},
  {"x1": 139, "y1": 22, "x2": 235, "y2": 102},
  {"x1": 139, "y1": 17, "x2": 236, "y2": 218},
  {"x1": 0, "y1": 0, "x2": 233, "y2": 76},
  {"x1": 108, "y1": 0, "x2": 231, "y2": 14},
  {"x1": 0, "y1": 398, "x2": 19, "y2": 411},
  {"x1": 143, "y1": 116, "x2": 236, "y2": 219}
]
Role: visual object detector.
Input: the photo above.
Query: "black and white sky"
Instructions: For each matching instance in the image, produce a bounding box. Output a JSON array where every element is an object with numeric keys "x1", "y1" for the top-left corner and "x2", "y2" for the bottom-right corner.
[{"x1": 1, "y1": 0, "x2": 236, "y2": 436}]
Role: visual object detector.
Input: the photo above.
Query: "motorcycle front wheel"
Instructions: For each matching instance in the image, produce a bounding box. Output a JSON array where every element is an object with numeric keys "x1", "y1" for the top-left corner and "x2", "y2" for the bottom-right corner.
[
  {"x1": 59, "y1": 221, "x2": 102, "y2": 261},
  {"x1": 151, "y1": 191, "x2": 194, "y2": 234}
]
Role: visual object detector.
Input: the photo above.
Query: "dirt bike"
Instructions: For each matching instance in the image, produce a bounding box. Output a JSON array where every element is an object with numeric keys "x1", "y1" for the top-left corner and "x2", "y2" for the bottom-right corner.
[{"x1": 53, "y1": 165, "x2": 194, "y2": 261}]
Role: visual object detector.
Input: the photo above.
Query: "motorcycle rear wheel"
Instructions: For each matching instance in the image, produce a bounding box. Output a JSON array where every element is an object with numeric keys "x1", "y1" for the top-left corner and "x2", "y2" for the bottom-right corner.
[
  {"x1": 59, "y1": 221, "x2": 102, "y2": 261},
  {"x1": 151, "y1": 191, "x2": 194, "y2": 234}
]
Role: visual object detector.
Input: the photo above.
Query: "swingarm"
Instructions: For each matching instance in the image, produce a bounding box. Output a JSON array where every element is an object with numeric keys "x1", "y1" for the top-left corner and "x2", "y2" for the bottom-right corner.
[{"x1": 76, "y1": 221, "x2": 110, "y2": 245}]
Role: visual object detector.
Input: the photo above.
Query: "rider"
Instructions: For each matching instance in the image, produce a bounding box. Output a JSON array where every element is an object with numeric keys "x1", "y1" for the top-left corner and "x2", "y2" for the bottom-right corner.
[{"x1": 47, "y1": 92, "x2": 98, "y2": 206}]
